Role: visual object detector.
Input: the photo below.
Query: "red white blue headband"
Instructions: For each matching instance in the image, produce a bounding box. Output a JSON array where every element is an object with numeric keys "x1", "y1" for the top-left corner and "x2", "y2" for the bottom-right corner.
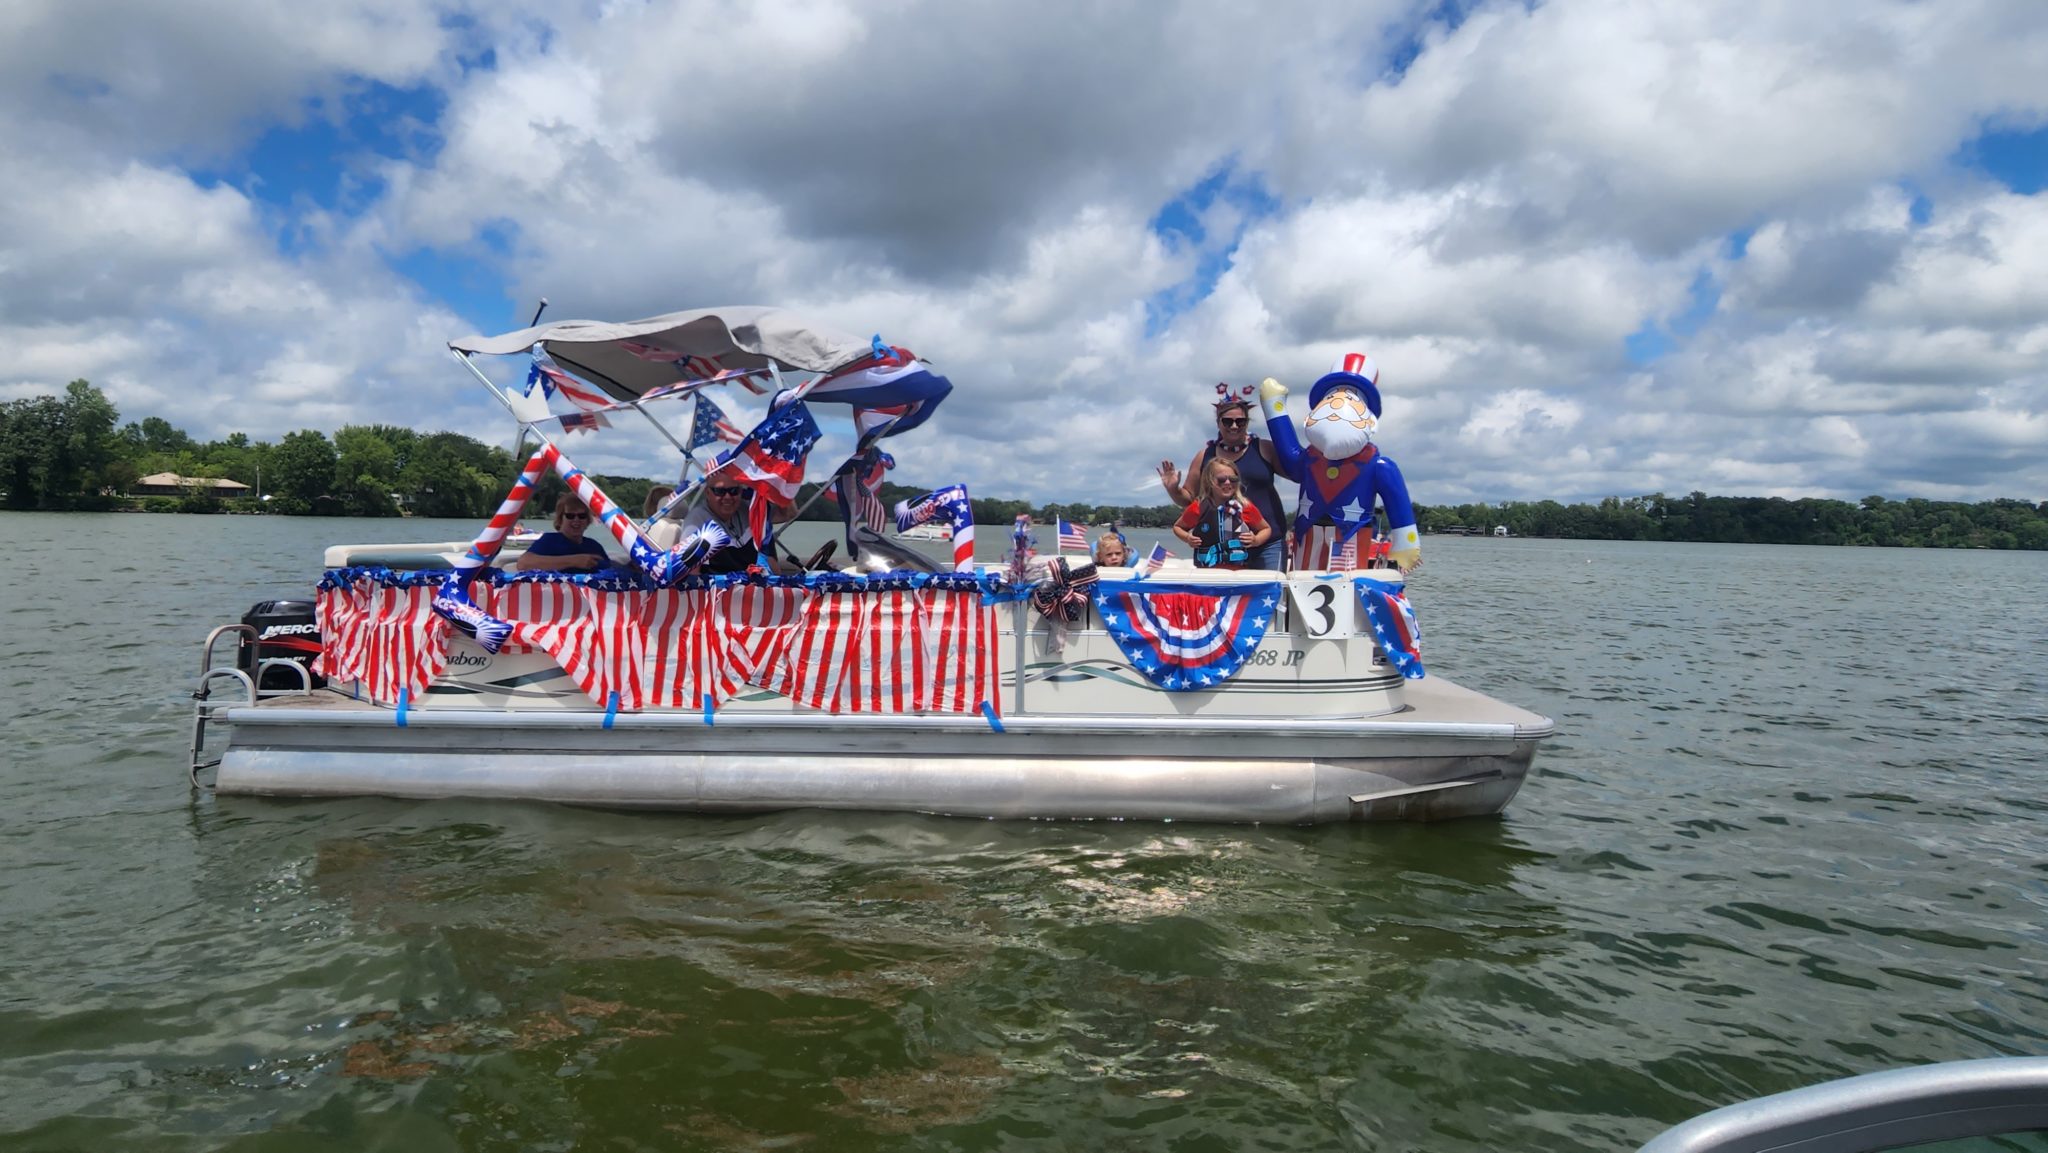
[{"x1": 1214, "y1": 381, "x2": 1255, "y2": 410}]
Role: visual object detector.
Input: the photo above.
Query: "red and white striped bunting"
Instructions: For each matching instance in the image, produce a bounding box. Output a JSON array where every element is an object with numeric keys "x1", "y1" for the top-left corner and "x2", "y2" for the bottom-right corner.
[{"x1": 322, "y1": 582, "x2": 998, "y2": 715}]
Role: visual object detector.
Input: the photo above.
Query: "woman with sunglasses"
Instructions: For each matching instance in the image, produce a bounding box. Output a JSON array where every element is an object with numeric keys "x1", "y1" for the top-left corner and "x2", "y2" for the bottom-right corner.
[
  {"x1": 516, "y1": 493, "x2": 613, "y2": 572},
  {"x1": 1157, "y1": 391, "x2": 1289, "y2": 570}
]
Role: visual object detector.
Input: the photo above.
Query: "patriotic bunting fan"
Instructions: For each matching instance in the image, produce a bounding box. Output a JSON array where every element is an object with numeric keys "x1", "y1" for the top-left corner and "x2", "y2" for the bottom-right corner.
[{"x1": 1092, "y1": 580, "x2": 1283, "y2": 692}]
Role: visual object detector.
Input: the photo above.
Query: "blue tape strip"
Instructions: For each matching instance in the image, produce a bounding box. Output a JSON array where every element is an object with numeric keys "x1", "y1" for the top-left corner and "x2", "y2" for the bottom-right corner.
[
  {"x1": 395, "y1": 688, "x2": 409, "y2": 727},
  {"x1": 979, "y1": 700, "x2": 1004, "y2": 733},
  {"x1": 702, "y1": 699, "x2": 715, "y2": 727},
  {"x1": 603, "y1": 690, "x2": 619, "y2": 729}
]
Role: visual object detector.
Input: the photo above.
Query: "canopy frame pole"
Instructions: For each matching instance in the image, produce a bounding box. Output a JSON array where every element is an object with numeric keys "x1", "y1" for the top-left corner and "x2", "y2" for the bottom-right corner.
[
  {"x1": 453, "y1": 348, "x2": 522, "y2": 415},
  {"x1": 627, "y1": 398, "x2": 696, "y2": 460},
  {"x1": 450, "y1": 349, "x2": 561, "y2": 456}
]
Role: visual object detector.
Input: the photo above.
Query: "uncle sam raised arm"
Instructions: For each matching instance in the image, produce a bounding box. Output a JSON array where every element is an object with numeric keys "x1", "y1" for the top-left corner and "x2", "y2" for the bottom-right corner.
[{"x1": 1258, "y1": 352, "x2": 1421, "y2": 571}]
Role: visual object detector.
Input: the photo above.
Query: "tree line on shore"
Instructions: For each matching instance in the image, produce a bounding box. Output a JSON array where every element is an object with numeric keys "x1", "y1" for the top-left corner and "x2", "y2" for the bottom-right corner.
[{"x1": 4, "y1": 380, "x2": 2044, "y2": 550}]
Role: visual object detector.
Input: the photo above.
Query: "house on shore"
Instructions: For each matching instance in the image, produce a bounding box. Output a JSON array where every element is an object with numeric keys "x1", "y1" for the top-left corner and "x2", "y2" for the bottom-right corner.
[{"x1": 133, "y1": 473, "x2": 252, "y2": 499}]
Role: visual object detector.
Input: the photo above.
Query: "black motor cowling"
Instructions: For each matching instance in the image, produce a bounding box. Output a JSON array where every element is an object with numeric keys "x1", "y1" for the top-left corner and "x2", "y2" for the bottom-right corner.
[{"x1": 238, "y1": 600, "x2": 325, "y2": 691}]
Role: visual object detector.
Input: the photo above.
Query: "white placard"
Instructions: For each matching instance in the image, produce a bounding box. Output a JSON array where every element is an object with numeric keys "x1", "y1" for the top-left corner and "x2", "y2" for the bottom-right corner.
[{"x1": 1287, "y1": 578, "x2": 1355, "y2": 639}]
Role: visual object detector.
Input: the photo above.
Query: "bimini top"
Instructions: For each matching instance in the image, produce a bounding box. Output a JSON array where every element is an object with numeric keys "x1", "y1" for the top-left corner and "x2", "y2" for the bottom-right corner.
[{"x1": 449, "y1": 305, "x2": 873, "y2": 402}]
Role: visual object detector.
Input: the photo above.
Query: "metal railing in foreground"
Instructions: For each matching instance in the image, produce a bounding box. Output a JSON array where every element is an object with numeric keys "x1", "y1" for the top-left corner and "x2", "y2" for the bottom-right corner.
[
  {"x1": 191, "y1": 623, "x2": 314, "y2": 786},
  {"x1": 1638, "y1": 1057, "x2": 2048, "y2": 1153}
]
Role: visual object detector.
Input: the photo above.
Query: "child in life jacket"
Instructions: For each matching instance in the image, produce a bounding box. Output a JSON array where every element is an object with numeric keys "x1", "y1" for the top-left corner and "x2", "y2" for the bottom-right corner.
[{"x1": 1172, "y1": 458, "x2": 1274, "y2": 570}]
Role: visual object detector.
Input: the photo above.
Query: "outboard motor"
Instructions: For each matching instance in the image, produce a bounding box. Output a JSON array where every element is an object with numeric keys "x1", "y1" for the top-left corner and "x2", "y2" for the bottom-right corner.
[{"x1": 237, "y1": 599, "x2": 325, "y2": 691}]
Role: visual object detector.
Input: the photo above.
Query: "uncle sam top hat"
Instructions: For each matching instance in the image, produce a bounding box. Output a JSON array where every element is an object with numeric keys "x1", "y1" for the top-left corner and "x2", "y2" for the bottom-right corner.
[{"x1": 1309, "y1": 351, "x2": 1382, "y2": 416}]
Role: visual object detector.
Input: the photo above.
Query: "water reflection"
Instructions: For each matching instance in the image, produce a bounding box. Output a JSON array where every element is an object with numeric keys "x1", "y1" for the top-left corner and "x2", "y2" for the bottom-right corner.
[{"x1": 156, "y1": 799, "x2": 1573, "y2": 1147}]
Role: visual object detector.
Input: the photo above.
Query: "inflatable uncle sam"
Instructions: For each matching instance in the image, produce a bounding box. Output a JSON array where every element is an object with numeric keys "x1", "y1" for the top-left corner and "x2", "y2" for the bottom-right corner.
[{"x1": 1258, "y1": 352, "x2": 1420, "y2": 571}]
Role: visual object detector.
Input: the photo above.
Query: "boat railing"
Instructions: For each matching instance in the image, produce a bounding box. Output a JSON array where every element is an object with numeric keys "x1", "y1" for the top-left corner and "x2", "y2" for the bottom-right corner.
[
  {"x1": 1637, "y1": 1057, "x2": 2048, "y2": 1152},
  {"x1": 190, "y1": 623, "x2": 318, "y2": 785},
  {"x1": 190, "y1": 624, "x2": 258, "y2": 785}
]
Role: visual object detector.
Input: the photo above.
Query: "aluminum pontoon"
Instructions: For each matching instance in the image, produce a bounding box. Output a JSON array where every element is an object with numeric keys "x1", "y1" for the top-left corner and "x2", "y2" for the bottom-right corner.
[{"x1": 191, "y1": 306, "x2": 1553, "y2": 824}]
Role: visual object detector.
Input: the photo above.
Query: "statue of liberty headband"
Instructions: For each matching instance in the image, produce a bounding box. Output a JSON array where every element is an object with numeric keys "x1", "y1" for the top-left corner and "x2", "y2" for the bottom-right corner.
[{"x1": 1213, "y1": 381, "x2": 1255, "y2": 409}]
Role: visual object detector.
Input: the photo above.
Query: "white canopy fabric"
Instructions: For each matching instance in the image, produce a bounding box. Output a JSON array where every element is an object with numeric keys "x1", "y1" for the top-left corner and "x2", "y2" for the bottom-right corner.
[{"x1": 449, "y1": 306, "x2": 874, "y2": 401}]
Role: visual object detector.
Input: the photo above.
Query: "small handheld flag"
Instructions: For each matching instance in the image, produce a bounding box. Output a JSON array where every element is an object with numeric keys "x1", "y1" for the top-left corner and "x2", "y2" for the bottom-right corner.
[
  {"x1": 1136, "y1": 542, "x2": 1172, "y2": 578},
  {"x1": 1057, "y1": 518, "x2": 1088, "y2": 553}
]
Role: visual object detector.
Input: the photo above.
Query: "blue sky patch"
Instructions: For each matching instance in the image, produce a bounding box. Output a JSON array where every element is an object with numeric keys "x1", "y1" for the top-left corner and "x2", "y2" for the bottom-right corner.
[
  {"x1": 1382, "y1": 0, "x2": 1481, "y2": 83},
  {"x1": 1144, "y1": 164, "x2": 1281, "y2": 336},
  {"x1": 1954, "y1": 124, "x2": 2048, "y2": 195},
  {"x1": 390, "y1": 244, "x2": 518, "y2": 336},
  {"x1": 1625, "y1": 268, "x2": 1720, "y2": 365},
  {"x1": 190, "y1": 81, "x2": 446, "y2": 215}
]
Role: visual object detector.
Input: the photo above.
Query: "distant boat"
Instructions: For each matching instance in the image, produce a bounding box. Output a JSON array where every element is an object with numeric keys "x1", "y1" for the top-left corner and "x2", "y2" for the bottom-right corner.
[{"x1": 896, "y1": 522, "x2": 953, "y2": 541}]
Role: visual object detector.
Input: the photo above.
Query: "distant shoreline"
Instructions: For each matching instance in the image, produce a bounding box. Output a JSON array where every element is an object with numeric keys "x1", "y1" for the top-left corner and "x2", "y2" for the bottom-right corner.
[{"x1": 13, "y1": 496, "x2": 2043, "y2": 552}]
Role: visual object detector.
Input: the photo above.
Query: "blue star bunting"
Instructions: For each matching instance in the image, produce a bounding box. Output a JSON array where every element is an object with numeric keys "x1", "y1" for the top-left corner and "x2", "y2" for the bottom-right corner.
[{"x1": 1091, "y1": 579, "x2": 1284, "y2": 693}]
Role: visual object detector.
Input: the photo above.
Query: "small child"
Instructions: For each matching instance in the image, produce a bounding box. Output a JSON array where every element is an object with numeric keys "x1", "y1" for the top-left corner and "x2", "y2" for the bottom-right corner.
[
  {"x1": 1093, "y1": 533, "x2": 1129, "y2": 567},
  {"x1": 1172, "y1": 458, "x2": 1273, "y2": 570}
]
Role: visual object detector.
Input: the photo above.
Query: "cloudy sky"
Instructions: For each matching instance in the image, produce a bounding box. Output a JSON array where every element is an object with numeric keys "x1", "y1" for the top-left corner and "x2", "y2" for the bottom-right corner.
[{"x1": 3, "y1": 0, "x2": 2044, "y2": 506}]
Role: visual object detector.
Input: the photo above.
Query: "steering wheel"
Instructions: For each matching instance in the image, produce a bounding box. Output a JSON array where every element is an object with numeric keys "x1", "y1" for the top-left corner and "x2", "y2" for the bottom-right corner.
[{"x1": 801, "y1": 539, "x2": 839, "y2": 571}]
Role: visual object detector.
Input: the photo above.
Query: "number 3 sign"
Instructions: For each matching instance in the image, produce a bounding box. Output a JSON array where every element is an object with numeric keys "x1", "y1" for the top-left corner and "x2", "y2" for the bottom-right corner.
[{"x1": 1287, "y1": 579, "x2": 1356, "y2": 639}]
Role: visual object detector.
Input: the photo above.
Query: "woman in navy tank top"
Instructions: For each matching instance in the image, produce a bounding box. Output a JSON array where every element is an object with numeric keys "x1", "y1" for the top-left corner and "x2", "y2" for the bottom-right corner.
[{"x1": 1157, "y1": 387, "x2": 1290, "y2": 570}]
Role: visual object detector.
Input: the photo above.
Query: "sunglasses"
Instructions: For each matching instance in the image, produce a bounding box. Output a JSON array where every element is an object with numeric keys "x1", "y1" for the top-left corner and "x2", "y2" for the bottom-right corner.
[
  {"x1": 1218, "y1": 417, "x2": 1249, "y2": 428},
  {"x1": 708, "y1": 486, "x2": 752, "y2": 498},
  {"x1": 1211, "y1": 477, "x2": 1239, "y2": 486},
  {"x1": 561, "y1": 511, "x2": 591, "y2": 521}
]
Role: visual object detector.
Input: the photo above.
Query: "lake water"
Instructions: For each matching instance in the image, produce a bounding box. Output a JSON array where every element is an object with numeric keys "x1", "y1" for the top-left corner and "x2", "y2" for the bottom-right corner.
[{"x1": 2, "y1": 511, "x2": 2044, "y2": 1151}]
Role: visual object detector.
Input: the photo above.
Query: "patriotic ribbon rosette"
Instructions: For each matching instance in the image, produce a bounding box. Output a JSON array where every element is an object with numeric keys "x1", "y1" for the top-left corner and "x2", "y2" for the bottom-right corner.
[
  {"x1": 1355, "y1": 579, "x2": 1425, "y2": 679},
  {"x1": 1092, "y1": 579, "x2": 1284, "y2": 692}
]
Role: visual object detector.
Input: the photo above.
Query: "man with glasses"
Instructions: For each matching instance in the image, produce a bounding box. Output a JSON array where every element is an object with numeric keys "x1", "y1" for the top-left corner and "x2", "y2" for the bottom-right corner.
[
  {"x1": 516, "y1": 493, "x2": 613, "y2": 572},
  {"x1": 1157, "y1": 389, "x2": 1290, "y2": 570},
  {"x1": 677, "y1": 472, "x2": 799, "y2": 574}
]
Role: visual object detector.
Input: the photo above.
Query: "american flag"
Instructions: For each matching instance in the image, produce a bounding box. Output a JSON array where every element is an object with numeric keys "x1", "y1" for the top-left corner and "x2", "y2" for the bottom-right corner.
[
  {"x1": 526, "y1": 352, "x2": 613, "y2": 411},
  {"x1": 1057, "y1": 518, "x2": 1088, "y2": 553},
  {"x1": 687, "y1": 393, "x2": 745, "y2": 451},
  {"x1": 558, "y1": 410, "x2": 609, "y2": 434},
  {"x1": 717, "y1": 400, "x2": 822, "y2": 547},
  {"x1": 1136, "y1": 542, "x2": 1173, "y2": 578}
]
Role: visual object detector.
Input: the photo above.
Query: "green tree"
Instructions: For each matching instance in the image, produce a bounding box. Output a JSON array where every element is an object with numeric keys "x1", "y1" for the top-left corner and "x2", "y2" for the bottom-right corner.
[
  {"x1": 334, "y1": 425, "x2": 402, "y2": 516},
  {"x1": 268, "y1": 430, "x2": 338, "y2": 513},
  {"x1": 59, "y1": 380, "x2": 121, "y2": 499}
]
